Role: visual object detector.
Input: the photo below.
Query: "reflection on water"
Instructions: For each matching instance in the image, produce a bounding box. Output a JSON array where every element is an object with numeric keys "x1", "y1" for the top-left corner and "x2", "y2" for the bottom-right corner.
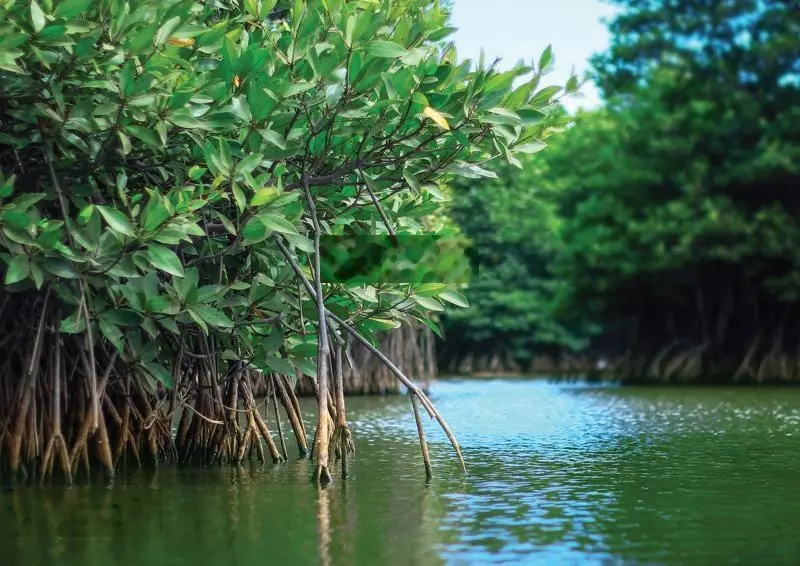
[{"x1": 2, "y1": 379, "x2": 800, "y2": 565}]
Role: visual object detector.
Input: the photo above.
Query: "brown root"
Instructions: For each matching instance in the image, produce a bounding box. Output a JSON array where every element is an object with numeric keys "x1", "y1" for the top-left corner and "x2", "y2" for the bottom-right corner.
[{"x1": 410, "y1": 392, "x2": 432, "y2": 480}]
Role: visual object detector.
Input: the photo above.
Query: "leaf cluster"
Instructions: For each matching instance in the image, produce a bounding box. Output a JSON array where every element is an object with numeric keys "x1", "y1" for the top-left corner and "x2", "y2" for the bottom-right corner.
[{"x1": 0, "y1": 0, "x2": 571, "y2": 386}]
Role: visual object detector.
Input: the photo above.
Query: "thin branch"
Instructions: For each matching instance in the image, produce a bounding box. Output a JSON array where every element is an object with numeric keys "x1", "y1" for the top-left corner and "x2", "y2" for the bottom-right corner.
[{"x1": 359, "y1": 169, "x2": 399, "y2": 247}]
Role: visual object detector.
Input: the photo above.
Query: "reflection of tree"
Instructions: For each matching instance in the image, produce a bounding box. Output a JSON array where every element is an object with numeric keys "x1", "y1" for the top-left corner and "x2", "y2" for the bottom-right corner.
[
  {"x1": 320, "y1": 414, "x2": 446, "y2": 566},
  {"x1": 316, "y1": 488, "x2": 332, "y2": 566},
  {"x1": 0, "y1": 403, "x2": 448, "y2": 566}
]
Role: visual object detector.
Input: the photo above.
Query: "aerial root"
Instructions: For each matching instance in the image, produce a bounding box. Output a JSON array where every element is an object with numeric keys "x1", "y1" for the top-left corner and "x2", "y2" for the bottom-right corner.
[
  {"x1": 410, "y1": 392, "x2": 432, "y2": 480},
  {"x1": 276, "y1": 236, "x2": 467, "y2": 479},
  {"x1": 331, "y1": 424, "x2": 355, "y2": 478}
]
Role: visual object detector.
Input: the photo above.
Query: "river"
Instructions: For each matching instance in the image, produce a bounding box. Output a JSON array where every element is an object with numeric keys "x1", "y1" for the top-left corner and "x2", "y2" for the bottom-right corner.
[{"x1": 2, "y1": 378, "x2": 799, "y2": 565}]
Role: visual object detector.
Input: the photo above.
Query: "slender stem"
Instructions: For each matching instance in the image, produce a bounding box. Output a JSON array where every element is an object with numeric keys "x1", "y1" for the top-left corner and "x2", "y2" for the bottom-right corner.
[
  {"x1": 360, "y1": 169, "x2": 399, "y2": 247},
  {"x1": 411, "y1": 392, "x2": 432, "y2": 480},
  {"x1": 273, "y1": 383, "x2": 288, "y2": 461},
  {"x1": 78, "y1": 279, "x2": 99, "y2": 432},
  {"x1": 302, "y1": 174, "x2": 333, "y2": 485}
]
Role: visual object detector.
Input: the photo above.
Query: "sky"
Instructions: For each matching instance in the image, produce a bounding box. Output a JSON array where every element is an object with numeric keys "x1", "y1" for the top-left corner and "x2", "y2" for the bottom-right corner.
[{"x1": 449, "y1": 0, "x2": 620, "y2": 113}]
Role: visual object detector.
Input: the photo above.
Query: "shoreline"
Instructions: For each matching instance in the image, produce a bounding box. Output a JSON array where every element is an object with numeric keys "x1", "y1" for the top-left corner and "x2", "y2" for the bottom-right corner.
[{"x1": 435, "y1": 372, "x2": 800, "y2": 387}]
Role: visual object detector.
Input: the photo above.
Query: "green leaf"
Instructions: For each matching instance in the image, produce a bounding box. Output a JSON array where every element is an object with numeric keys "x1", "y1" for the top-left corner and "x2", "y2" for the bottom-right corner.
[
  {"x1": 30, "y1": 261, "x2": 43, "y2": 289},
  {"x1": 196, "y1": 284, "x2": 223, "y2": 303},
  {"x1": 264, "y1": 355, "x2": 295, "y2": 375},
  {"x1": 146, "y1": 244, "x2": 184, "y2": 277},
  {"x1": 77, "y1": 204, "x2": 95, "y2": 225},
  {"x1": 261, "y1": 129, "x2": 286, "y2": 150},
  {"x1": 258, "y1": 213, "x2": 298, "y2": 235},
  {"x1": 143, "y1": 362, "x2": 174, "y2": 388},
  {"x1": 117, "y1": 131, "x2": 132, "y2": 154},
  {"x1": 54, "y1": 0, "x2": 92, "y2": 19},
  {"x1": 13, "y1": 193, "x2": 46, "y2": 211},
  {"x1": 365, "y1": 40, "x2": 407, "y2": 58},
  {"x1": 59, "y1": 311, "x2": 86, "y2": 333},
  {"x1": 282, "y1": 232, "x2": 314, "y2": 253},
  {"x1": 237, "y1": 153, "x2": 263, "y2": 175},
  {"x1": 186, "y1": 308, "x2": 209, "y2": 335},
  {"x1": 177, "y1": 267, "x2": 199, "y2": 303},
  {"x1": 529, "y1": 85, "x2": 562, "y2": 107},
  {"x1": 250, "y1": 187, "x2": 281, "y2": 207},
  {"x1": 440, "y1": 289, "x2": 469, "y2": 308},
  {"x1": 41, "y1": 258, "x2": 78, "y2": 279},
  {"x1": 31, "y1": 1, "x2": 47, "y2": 33},
  {"x1": 125, "y1": 125, "x2": 162, "y2": 148},
  {"x1": 231, "y1": 95, "x2": 252, "y2": 122},
  {"x1": 142, "y1": 192, "x2": 170, "y2": 232},
  {"x1": 119, "y1": 59, "x2": 136, "y2": 98},
  {"x1": 97, "y1": 206, "x2": 135, "y2": 236},
  {"x1": 0, "y1": 175, "x2": 15, "y2": 198},
  {"x1": 242, "y1": 217, "x2": 270, "y2": 245},
  {"x1": 413, "y1": 295, "x2": 444, "y2": 311},
  {"x1": 4, "y1": 255, "x2": 29, "y2": 285},
  {"x1": 414, "y1": 283, "x2": 448, "y2": 297},
  {"x1": 100, "y1": 308, "x2": 141, "y2": 326},
  {"x1": 414, "y1": 315, "x2": 442, "y2": 338},
  {"x1": 99, "y1": 319, "x2": 125, "y2": 353},
  {"x1": 2, "y1": 210, "x2": 30, "y2": 230},
  {"x1": 363, "y1": 317, "x2": 400, "y2": 331},
  {"x1": 538, "y1": 44, "x2": 553, "y2": 71},
  {"x1": 188, "y1": 304, "x2": 234, "y2": 328},
  {"x1": 515, "y1": 140, "x2": 547, "y2": 154},
  {"x1": 403, "y1": 170, "x2": 422, "y2": 194},
  {"x1": 155, "y1": 16, "x2": 181, "y2": 47},
  {"x1": 450, "y1": 163, "x2": 498, "y2": 179},
  {"x1": 411, "y1": 92, "x2": 429, "y2": 106},
  {"x1": 233, "y1": 184, "x2": 246, "y2": 213},
  {"x1": 293, "y1": 357, "x2": 316, "y2": 378}
]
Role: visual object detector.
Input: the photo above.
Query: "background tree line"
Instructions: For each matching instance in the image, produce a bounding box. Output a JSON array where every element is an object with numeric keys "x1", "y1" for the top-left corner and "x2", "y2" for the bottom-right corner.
[{"x1": 440, "y1": 0, "x2": 800, "y2": 383}]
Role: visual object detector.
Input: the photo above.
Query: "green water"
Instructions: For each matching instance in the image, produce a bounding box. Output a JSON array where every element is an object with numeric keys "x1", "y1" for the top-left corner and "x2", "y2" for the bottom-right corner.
[{"x1": 2, "y1": 378, "x2": 800, "y2": 565}]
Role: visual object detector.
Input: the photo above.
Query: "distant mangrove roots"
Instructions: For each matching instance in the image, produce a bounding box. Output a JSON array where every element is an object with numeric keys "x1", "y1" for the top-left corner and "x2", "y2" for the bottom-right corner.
[
  {"x1": 440, "y1": 351, "x2": 598, "y2": 378},
  {"x1": 295, "y1": 323, "x2": 436, "y2": 397},
  {"x1": 606, "y1": 337, "x2": 800, "y2": 384}
]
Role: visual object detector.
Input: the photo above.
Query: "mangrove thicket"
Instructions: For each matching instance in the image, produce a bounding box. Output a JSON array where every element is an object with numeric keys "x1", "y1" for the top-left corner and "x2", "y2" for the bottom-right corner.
[
  {"x1": 441, "y1": 0, "x2": 800, "y2": 384},
  {"x1": 0, "y1": 0, "x2": 575, "y2": 482}
]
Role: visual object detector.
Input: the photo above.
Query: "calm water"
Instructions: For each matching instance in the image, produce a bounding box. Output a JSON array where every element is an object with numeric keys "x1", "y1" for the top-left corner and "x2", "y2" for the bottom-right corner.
[{"x1": 2, "y1": 378, "x2": 800, "y2": 565}]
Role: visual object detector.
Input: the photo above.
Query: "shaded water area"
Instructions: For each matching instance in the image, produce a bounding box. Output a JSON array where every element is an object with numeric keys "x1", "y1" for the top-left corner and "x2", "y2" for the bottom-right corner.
[{"x1": 2, "y1": 378, "x2": 800, "y2": 565}]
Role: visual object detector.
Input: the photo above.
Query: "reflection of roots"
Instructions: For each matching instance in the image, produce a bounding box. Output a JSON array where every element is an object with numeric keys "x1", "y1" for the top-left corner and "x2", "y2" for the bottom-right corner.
[{"x1": 316, "y1": 487, "x2": 332, "y2": 566}]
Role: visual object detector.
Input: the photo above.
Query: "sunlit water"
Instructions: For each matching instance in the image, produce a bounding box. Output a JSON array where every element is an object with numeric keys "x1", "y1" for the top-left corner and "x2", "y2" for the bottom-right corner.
[{"x1": 2, "y1": 378, "x2": 800, "y2": 565}]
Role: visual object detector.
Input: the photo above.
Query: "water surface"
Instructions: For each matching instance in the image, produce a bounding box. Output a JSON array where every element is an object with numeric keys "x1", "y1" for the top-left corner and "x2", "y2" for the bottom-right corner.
[{"x1": 2, "y1": 378, "x2": 799, "y2": 565}]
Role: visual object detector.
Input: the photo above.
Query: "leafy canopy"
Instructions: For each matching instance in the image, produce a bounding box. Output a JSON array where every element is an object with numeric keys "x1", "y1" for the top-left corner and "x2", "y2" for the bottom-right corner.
[{"x1": 0, "y1": 0, "x2": 574, "y2": 387}]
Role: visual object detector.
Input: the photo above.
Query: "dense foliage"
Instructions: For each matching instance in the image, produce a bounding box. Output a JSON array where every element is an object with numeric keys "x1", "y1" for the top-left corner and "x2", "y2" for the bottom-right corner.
[
  {"x1": 0, "y1": 0, "x2": 573, "y2": 481},
  {"x1": 438, "y1": 153, "x2": 592, "y2": 373},
  {"x1": 442, "y1": 0, "x2": 800, "y2": 382}
]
